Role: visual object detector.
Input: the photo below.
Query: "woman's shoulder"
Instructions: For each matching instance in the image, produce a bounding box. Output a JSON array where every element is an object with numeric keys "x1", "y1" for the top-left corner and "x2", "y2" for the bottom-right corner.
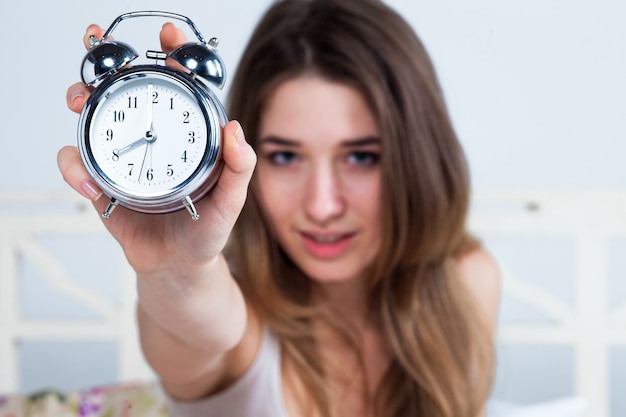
[
  {"x1": 454, "y1": 247, "x2": 502, "y2": 334},
  {"x1": 455, "y1": 247, "x2": 500, "y2": 285}
]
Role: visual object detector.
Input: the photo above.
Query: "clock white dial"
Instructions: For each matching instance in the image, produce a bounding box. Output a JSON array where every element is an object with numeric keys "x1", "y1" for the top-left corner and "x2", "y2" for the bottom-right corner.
[{"x1": 88, "y1": 75, "x2": 208, "y2": 196}]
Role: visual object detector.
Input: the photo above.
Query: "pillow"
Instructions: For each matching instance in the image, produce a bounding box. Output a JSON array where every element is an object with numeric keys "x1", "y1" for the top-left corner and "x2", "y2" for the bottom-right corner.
[{"x1": 0, "y1": 381, "x2": 166, "y2": 417}]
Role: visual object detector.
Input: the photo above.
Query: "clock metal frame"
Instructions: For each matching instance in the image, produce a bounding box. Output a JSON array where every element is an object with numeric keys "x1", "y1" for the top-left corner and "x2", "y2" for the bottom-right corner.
[{"x1": 78, "y1": 65, "x2": 225, "y2": 217}]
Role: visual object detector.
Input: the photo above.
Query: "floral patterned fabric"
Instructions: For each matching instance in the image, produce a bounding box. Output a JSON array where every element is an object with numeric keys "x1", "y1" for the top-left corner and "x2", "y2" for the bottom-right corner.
[{"x1": 0, "y1": 381, "x2": 167, "y2": 417}]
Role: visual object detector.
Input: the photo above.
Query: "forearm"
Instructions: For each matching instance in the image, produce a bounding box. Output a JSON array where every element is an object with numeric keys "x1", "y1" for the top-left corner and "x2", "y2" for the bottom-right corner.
[{"x1": 136, "y1": 255, "x2": 247, "y2": 381}]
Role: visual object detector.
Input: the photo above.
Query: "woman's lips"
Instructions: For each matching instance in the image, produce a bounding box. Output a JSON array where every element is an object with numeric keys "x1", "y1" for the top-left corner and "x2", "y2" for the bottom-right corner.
[{"x1": 300, "y1": 231, "x2": 355, "y2": 259}]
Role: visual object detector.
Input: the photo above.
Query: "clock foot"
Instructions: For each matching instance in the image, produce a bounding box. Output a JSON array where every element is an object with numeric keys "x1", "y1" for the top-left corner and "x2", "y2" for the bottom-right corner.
[
  {"x1": 183, "y1": 196, "x2": 200, "y2": 221},
  {"x1": 102, "y1": 198, "x2": 119, "y2": 219}
]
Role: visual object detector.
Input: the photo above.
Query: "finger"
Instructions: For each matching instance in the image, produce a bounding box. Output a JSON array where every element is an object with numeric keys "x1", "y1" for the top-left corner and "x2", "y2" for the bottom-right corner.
[
  {"x1": 83, "y1": 24, "x2": 106, "y2": 49},
  {"x1": 210, "y1": 121, "x2": 257, "y2": 215},
  {"x1": 160, "y1": 22, "x2": 188, "y2": 53},
  {"x1": 222, "y1": 121, "x2": 257, "y2": 176},
  {"x1": 57, "y1": 146, "x2": 103, "y2": 202},
  {"x1": 66, "y1": 82, "x2": 91, "y2": 113}
]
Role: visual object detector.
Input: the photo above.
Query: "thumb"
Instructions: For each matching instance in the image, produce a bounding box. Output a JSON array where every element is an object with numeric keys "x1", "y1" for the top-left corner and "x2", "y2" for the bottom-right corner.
[{"x1": 209, "y1": 120, "x2": 257, "y2": 216}]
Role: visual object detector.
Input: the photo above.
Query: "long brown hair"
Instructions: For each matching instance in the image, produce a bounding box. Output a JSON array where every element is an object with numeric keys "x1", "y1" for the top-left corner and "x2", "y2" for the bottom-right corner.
[{"x1": 225, "y1": 0, "x2": 494, "y2": 416}]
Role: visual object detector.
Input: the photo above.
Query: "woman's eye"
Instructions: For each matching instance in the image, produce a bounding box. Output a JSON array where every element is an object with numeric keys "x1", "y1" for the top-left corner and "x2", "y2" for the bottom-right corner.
[
  {"x1": 347, "y1": 151, "x2": 379, "y2": 167},
  {"x1": 269, "y1": 151, "x2": 299, "y2": 166}
]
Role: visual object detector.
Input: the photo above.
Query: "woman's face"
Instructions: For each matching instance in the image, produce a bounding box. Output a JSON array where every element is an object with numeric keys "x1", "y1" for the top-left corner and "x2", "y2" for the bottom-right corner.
[{"x1": 256, "y1": 75, "x2": 382, "y2": 284}]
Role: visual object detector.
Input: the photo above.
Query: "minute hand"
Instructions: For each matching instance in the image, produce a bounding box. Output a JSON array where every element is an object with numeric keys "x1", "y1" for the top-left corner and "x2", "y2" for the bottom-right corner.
[{"x1": 147, "y1": 84, "x2": 155, "y2": 133}]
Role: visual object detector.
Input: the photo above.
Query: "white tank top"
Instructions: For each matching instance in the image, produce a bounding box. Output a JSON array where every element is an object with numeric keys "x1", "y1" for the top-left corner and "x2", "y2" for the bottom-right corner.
[{"x1": 165, "y1": 328, "x2": 290, "y2": 417}]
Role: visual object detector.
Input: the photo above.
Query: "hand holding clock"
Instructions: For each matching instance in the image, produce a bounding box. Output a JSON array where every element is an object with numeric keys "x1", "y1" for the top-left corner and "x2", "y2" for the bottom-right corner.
[{"x1": 58, "y1": 23, "x2": 257, "y2": 277}]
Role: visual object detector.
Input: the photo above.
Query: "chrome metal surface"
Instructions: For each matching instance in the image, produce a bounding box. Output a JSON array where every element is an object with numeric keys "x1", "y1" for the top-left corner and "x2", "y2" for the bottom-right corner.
[
  {"x1": 183, "y1": 196, "x2": 200, "y2": 220},
  {"x1": 168, "y1": 42, "x2": 226, "y2": 88},
  {"x1": 101, "y1": 11, "x2": 209, "y2": 44},
  {"x1": 102, "y1": 198, "x2": 119, "y2": 218},
  {"x1": 81, "y1": 41, "x2": 138, "y2": 86}
]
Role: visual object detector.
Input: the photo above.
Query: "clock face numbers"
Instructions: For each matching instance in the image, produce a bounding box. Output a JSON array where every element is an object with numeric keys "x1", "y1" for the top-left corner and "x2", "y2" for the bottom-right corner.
[{"x1": 88, "y1": 75, "x2": 209, "y2": 197}]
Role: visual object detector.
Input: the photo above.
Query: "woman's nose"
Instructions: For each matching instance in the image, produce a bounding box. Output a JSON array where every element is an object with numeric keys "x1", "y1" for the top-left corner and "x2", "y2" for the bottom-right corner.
[{"x1": 303, "y1": 162, "x2": 346, "y2": 224}]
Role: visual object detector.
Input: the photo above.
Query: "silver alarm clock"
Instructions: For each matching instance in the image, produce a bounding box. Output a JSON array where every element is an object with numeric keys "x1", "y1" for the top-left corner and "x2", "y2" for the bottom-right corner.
[{"x1": 77, "y1": 11, "x2": 227, "y2": 220}]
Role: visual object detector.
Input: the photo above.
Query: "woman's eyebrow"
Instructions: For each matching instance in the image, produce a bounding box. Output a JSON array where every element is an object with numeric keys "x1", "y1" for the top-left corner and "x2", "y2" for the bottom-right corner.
[
  {"x1": 257, "y1": 135, "x2": 301, "y2": 147},
  {"x1": 341, "y1": 136, "x2": 381, "y2": 147},
  {"x1": 257, "y1": 135, "x2": 380, "y2": 147}
]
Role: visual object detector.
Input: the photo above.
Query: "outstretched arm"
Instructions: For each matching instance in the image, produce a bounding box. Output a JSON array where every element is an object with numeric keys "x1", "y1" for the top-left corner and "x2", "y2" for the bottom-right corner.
[{"x1": 58, "y1": 22, "x2": 259, "y2": 399}]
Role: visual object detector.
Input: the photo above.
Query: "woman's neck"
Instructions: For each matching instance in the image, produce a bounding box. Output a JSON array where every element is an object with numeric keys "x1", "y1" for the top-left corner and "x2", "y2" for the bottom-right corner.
[
  {"x1": 313, "y1": 278, "x2": 370, "y2": 330},
  {"x1": 308, "y1": 290, "x2": 391, "y2": 417}
]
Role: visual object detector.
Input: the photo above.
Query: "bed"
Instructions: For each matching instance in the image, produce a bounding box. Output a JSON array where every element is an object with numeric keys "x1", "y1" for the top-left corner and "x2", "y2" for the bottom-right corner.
[{"x1": 1, "y1": 191, "x2": 621, "y2": 417}]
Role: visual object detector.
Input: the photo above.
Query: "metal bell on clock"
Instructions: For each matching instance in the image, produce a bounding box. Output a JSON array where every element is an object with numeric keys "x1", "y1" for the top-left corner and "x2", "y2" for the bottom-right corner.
[
  {"x1": 81, "y1": 39, "x2": 139, "y2": 86},
  {"x1": 168, "y1": 39, "x2": 226, "y2": 89}
]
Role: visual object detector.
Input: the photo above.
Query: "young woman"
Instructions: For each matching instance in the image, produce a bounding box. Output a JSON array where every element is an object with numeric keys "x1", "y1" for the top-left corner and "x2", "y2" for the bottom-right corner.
[{"x1": 59, "y1": 0, "x2": 500, "y2": 416}]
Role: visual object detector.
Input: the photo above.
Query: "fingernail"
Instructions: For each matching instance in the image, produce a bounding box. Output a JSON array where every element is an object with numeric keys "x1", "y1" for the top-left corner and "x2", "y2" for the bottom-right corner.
[
  {"x1": 70, "y1": 88, "x2": 85, "y2": 106},
  {"x1": 234, "y1": 122, "x2": 246, "y2": 147},
  {"x1": 81, "y1": 180, "x2": 102, "y2": 201}
]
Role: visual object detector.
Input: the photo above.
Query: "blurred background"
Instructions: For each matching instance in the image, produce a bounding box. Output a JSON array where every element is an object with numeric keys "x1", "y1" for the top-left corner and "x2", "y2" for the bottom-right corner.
[{"x1": 0, "y1": 1, "x2": 625, "y2": 416}]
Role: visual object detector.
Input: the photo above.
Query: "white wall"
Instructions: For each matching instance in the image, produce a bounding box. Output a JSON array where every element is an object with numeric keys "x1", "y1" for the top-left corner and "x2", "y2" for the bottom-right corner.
[
  {"x1": 2, "y1": 0, "x2": 624, "y2": 192},
  {"x1": 1, "y1": 0, "x2": 625, "y2": 416}
]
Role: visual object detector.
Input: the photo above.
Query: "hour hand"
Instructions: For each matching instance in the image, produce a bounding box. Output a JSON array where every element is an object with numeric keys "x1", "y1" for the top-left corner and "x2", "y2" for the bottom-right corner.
[
  {"x1": 114, "y1": 137, "x2": 146, "y2": 158},
  {"x1": 114, "y1": 129, "x2": 158, "y2": 157}
]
